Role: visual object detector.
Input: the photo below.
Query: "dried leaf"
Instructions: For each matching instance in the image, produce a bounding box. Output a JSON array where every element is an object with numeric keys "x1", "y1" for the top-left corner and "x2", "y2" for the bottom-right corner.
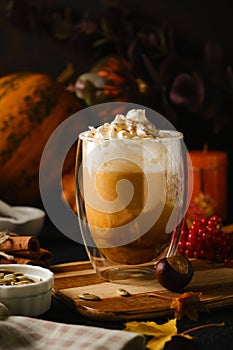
[
  {"x1": 171, "y1": 291, "x2": 207, "y2": 321},
  {"x1": 124, "y1": 319, "x2": 191, "y2": 350}
]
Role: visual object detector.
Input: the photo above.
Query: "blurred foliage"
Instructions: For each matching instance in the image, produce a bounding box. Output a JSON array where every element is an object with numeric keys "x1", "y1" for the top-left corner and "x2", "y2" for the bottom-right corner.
[{"x1": 1, "y1": 0, "x2": 233, "y2": 151}]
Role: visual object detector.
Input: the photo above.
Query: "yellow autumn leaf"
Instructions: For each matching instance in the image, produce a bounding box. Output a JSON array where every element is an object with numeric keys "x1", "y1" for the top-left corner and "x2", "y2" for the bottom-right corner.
[
  {"x1": 124, "y1": 318, "x2": 192, "y2": 350},
  {"x1": 125, "y1": 318, "x2": 177, "y2": 336}
]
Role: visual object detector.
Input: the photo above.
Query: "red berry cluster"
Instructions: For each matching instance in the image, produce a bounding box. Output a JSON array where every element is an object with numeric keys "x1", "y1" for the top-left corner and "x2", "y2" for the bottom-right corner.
[{"x1": 178, "y1": 215, "x2": 233, "y2": 267}]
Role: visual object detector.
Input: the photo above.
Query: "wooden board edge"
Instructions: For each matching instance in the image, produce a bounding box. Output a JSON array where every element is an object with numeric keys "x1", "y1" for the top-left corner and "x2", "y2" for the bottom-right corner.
[
  {"x1": 53, "y1": 289, "x2": 174, "y2": 321},
  {"x1": 53, "y1": 288, "x2": 233, "y2": 322}
]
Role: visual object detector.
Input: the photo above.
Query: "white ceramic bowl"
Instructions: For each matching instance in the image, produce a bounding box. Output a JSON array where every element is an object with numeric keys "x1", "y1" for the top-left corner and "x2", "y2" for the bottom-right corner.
[
  {"x1": 0, "y1": 264, "x2": 54, "y2": 316},
  {"x1": 0, "y1": 206, "x2": 45, "y2": 236}
]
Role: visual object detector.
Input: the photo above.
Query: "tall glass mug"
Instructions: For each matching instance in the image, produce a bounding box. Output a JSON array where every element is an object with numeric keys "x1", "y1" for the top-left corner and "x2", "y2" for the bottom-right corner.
[{"x1": 75, "y1": 123, "x2": 188, "y2": 284}]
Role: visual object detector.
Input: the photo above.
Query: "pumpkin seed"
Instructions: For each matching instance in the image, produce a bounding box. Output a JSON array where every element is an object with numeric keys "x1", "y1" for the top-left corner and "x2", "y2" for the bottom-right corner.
[
  {"x1": 14, "y1": 281, "x2": 33, "y2": 285},
  {"x1": 3, "y1": 274, "x2": 16, "y2": 281},
  {"x1": 117, "y1": 288, "x2": 131, "y2": 297},
  {"x1": 0, "y1": 279, "x2": 9, "y2": 285},
  {"x1": 16, "y1": 275, "x2": 34, "y2": 282},
  {"x1": 0, "y1": 270, "x2": 36, "y2": 286},
  {"x1": 78, "y1": 293, "x2": 101, "y2": 301}
]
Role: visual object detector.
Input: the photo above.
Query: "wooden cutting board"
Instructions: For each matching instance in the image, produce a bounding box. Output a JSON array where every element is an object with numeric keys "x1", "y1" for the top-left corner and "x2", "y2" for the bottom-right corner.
[{"x1": 51, "y1": 259, "x2": 233, "y2": 321}]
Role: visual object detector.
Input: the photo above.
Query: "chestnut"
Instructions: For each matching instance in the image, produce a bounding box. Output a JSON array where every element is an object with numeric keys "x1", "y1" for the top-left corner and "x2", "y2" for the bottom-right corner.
[{"x1": 155, "y1": 256, "x2": 194, "y2": 292}]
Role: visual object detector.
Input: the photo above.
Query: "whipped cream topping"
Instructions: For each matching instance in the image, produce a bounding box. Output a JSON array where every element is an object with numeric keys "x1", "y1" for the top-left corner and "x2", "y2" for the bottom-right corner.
[{"x1": 87, "y1": 109, "x2": 160, "y2": 139}]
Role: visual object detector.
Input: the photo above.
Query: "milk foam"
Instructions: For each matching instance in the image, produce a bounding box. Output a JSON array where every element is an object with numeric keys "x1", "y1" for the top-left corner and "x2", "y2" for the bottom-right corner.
[
  {"x1": 80, "y1": 109, "x2": 182, "y2": 175},
  {"x1": 86, "y1": 109, "x2": 159, "y2": 139}
]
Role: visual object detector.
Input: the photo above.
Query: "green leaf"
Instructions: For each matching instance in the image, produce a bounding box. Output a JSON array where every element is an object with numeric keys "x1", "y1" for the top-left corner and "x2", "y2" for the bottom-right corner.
[
  {"x1": 100, "y1": 17, "x2": 113, "y2": 39},
  {"x1": 83, "y1": 80, "x2": 98, "y2": 106},
  {"x1": 93, "y1": 38, "x2": 111, "y2": 48}
]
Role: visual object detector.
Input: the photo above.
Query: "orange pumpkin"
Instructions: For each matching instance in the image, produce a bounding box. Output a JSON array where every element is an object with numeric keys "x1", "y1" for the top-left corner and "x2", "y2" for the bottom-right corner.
[
  {"x1": 62, "y1": 170, "x2": 77, "y2": 213},
  {"x1": 0, "y1": 72, "x2": 82, "y2": 205},
  {"x1": 75, "y1": 55, "x2": 139, "y2": 105}
]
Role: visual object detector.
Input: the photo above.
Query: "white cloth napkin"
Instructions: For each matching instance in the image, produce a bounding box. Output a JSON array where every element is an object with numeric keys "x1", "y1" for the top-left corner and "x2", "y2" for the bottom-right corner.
[{"x1": 0, "y1": 303, "x2": 145, "y2": 350}]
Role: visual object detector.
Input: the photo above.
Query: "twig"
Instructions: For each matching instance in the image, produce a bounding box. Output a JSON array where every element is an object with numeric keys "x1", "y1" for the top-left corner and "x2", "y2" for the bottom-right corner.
[{"x1": 182, "y1": 322, "x2": 225, "y2": 335}]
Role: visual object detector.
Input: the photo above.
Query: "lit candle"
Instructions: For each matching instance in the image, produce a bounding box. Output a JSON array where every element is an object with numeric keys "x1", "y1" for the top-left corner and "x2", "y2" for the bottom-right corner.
[{"x1": 189, "y1": 148, "x2": 228, "y2": 220}]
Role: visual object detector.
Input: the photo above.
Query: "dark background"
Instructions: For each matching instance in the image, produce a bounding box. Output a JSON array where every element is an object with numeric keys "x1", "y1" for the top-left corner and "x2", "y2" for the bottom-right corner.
[
  {"x1": 0, "y1": 0, "x2": 232, "y2": 219},
  {"x1": 1, "y1": 4, "x2": 233, "y2": 349},
  {"x1": 1, "y1": 0, "x2": 233, "y2": 76}
]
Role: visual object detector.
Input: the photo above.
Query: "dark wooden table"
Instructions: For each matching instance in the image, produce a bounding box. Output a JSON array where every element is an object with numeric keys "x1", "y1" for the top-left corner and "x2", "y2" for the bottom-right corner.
[{"x1": 38, "y1": 216, "x2": 233, "y2": 350}]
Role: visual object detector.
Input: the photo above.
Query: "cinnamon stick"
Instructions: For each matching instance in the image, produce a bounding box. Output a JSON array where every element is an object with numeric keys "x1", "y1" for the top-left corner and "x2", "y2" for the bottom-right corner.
[
  {"x1": 12, "y1": 257, "x2": 37, "y2": 265},
  {"x1": 13, "y1": 248, "x2": 54, "y2": 266},
  {"x1": 12, "y1": 249, "x2": 39, "y2": 259},
  {"x1": 0, "y1": 257, "x2": 14, "y2": 264},
  {"x1": 0, "y1": 236, "x2": 40, "y2": 257},
  {"x1": 36, "y1": 248, "x2": 54, "y2": 266},
  {"x1": 0, "y1": 257, "x2": 37, "y2": 265}
]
